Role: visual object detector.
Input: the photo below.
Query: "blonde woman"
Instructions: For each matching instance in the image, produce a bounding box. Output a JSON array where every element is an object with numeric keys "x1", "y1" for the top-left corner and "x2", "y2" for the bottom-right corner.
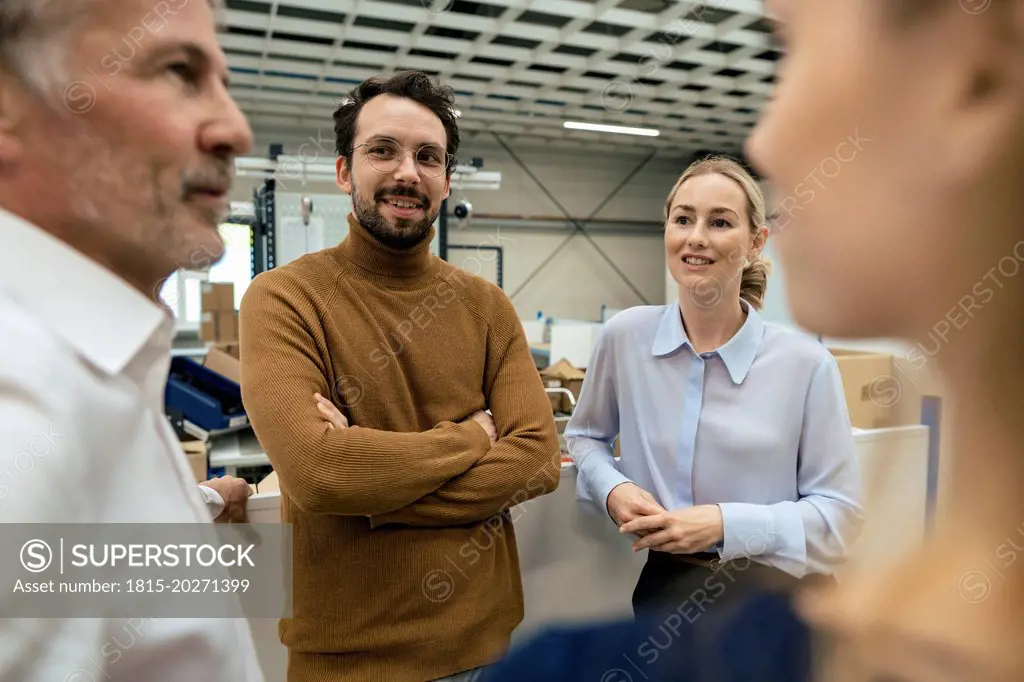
[
  {"x1": 564, "y1": 156, "x2": 864, "y2": 617},
  {"x1": 743, "y1": 1, "x2": 1024, "y2": 680},
  {"x1": 485, "y1": 1, "x2": 1024, "y2": 681}
]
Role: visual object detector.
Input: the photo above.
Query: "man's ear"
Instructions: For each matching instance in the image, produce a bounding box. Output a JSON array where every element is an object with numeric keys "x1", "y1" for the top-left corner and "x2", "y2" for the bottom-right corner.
[
  {"x1": 442, "y1": 174, "x2": 451, "y2": 202},
  {"x1": 336, "y1": 156, "x2": 352, "y2": 195},
  {"x1": 936, "y1": 1, "x2": 1024, "y2": 184}
]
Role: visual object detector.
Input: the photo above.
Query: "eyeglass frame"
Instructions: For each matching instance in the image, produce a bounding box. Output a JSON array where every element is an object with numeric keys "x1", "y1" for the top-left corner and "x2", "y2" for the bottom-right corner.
[{"x1": 348, "y1": 138, "x2": 454, "y2": 178}]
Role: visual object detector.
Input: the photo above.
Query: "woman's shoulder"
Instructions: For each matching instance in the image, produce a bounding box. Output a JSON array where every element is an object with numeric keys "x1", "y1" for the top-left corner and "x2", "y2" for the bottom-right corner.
[
  {"x1": 759, "y1": 321, "x2": 836, "y2": 368},
  {"x1": 601, "y1": 304, "x2": 671, "y2": 340}
]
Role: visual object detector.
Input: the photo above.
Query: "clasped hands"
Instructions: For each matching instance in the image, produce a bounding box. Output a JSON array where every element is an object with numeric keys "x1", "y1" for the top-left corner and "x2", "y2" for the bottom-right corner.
[
  {"x1": 314, "y1": 393, "x2": 498, "y2": 445},
  {"x1": 606, "y1": 482, "x2": 724, "y2": 554}
]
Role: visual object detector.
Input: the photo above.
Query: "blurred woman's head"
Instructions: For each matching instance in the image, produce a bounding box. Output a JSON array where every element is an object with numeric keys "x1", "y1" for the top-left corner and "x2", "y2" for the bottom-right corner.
[
  {"x1": 664, "y1": 156, "x2": 770, "y2": 311},
  {"x1": 745, "y1": 4, "x2": 1024, "y2": 677},
  {"x1": 746, "y1": 0, "x2": 1024, "y2": 343}
]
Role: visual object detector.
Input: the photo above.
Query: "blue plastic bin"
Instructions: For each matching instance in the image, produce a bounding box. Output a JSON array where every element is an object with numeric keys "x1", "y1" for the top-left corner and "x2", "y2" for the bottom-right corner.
[{"x1": 165, "y1": 357, "x2": 249, "y2": 433}]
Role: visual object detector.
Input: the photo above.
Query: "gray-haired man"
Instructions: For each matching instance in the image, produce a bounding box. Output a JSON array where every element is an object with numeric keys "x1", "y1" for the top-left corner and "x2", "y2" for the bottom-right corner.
[{"x1": 0, "y1": 1, "x2": 263, "y2": 680}]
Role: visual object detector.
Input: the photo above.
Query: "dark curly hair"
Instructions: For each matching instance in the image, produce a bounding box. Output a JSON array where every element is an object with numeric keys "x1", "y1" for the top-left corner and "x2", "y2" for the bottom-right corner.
[{"x1": 333, "y1": 70, "x2": 461, "y2": 176}]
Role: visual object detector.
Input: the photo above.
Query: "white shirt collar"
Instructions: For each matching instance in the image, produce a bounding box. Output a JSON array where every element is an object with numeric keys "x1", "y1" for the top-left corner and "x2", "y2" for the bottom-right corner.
[{"x1": 0, "y1": 207, "x2": 171, "y2": 375}]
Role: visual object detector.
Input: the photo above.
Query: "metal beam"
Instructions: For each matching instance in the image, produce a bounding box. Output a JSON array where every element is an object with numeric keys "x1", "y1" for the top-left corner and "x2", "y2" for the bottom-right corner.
[
  {"x1": 447, "y1": 216, "x2": 664, "y2": 235},
  {"x1": 493, "y1": 132, "x2": 657, "y2": 305}
]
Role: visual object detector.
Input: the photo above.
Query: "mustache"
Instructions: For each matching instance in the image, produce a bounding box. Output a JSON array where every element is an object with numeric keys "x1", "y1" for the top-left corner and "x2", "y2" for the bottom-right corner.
[
  {"x1": 181, "y1": 166, "x2": 235, "y2": 196},
  {"x1": 375, "y1": 185, "x2": 429, "y2": 207}
]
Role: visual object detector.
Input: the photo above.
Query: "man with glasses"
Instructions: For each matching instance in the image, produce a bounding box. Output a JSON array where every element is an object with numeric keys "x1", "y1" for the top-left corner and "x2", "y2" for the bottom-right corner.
[{"x1": 238, "y1": 70, "x2": 561, "y2": 682}]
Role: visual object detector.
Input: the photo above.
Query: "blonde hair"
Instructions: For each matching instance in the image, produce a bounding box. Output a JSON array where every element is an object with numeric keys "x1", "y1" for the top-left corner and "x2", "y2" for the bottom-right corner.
[{"x1": 664, "y1": 155, "x2": 771, "y2": 310}]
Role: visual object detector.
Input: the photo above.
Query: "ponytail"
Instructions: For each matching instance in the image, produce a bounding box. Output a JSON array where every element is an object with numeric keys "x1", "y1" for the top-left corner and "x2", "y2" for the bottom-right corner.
[{"x1": 740, "y1": 257, "x2": 771, "y2": 310}]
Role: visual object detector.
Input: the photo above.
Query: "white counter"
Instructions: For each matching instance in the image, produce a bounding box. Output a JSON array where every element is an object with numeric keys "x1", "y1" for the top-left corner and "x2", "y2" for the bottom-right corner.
[
  {"x1": 245, "y1": 424, "x2": 930, "y2": 681},
  {"x1": 209, "y1": 429, "x2": 270, "y2": 473}
]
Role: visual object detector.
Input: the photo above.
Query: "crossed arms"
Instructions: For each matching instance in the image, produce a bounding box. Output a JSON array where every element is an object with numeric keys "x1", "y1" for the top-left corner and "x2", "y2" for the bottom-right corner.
[{"x1": 238, "y1": 278, "x2": 561, "y2": 527}]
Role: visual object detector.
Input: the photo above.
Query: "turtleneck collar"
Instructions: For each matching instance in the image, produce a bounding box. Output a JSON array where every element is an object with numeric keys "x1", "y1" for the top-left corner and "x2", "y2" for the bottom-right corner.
[{"x1": 335, "y1": 213, "x2": 438, "y2": 288}]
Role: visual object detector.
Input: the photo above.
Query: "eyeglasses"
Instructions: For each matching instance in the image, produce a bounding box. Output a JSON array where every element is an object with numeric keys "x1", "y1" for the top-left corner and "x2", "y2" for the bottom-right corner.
[{"x1": 352, "y1": 139, "x2": 450, "y2": 178}]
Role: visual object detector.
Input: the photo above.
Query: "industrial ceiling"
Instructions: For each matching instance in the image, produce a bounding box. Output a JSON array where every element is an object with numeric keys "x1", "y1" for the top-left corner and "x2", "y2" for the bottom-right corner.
[{"x1": 220, "y1": 0, "x2": 778, "y2": 155}]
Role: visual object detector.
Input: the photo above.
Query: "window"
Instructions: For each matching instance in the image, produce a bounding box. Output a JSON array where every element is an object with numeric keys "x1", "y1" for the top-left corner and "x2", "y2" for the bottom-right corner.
[
  {"x1": 209, "y1": 223, "x2": 254, "y2": 309},
  {"x1": 159, "y1": 223, "x2": 253, "y2": 334}
]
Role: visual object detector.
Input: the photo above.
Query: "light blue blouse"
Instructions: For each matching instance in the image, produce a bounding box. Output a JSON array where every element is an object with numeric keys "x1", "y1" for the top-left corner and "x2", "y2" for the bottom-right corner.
[{"x1": 565, "y1": 302, "x2": 864, "y2": 578}]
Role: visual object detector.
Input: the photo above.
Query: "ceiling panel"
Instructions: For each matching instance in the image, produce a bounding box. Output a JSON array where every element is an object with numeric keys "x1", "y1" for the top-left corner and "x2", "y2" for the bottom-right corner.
[{"x1": 219, "y1": 0, "x2": 777, "y2": 155}]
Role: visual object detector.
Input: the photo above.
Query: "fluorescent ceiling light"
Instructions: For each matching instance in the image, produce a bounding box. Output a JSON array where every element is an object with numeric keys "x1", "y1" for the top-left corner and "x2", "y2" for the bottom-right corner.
[{"x1": 563, "y1": 121, "x2": 660, "y2": 137}]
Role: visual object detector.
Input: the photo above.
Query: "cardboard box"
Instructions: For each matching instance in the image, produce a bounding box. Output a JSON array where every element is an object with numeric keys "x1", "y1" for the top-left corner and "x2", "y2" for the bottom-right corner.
[
  {"x1": 828, "y1": 347, "x2": 961, "y2": 530},
  {"x1": 201, "y1": 282, "x2": 235, "y2": 312},
  {"x1": 829, "y1": 349, "x2": 897, "y2": 430},
  {"x1": 539, "y1": 358, "x2": 585, "y2": 414},
  {"x1": 216, "y1": 311, "x2": 238, "y2": 343},
  {"x1": 200, "y1": 311, "x2": 239, "y2": 343},
  {"x1": 256, "y1": 470, "x2": 279, "y2": 494},
  {"x1": 214, "y1": 343, "x2": 240, "y2": 360},
  {"x1": 204, "y1": 345, "x2": 241, "y2": 385},
  {"x1": 181, "y1": 440, "x2": 208, "y2": 483},
  {"x1": 200, "y1": 311, "x2": 216, "y2": 342},
  {"x1": 829, "y1": 348, "x2": 948, "y2": 430}
]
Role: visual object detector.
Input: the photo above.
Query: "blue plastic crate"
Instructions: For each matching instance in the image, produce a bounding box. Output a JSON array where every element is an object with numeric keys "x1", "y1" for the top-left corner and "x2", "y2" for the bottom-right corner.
[{"x1": 165, "y1": 357, "x2": 248, "y2": 433}]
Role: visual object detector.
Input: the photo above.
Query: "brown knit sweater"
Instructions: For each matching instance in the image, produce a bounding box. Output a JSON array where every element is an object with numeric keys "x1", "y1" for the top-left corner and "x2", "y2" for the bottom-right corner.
[{"x1": 238, "y1": 214, "x2": 561, "y2": 682}]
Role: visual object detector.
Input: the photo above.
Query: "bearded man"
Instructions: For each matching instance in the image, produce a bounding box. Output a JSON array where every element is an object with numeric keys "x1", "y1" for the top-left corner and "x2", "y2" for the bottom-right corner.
[{"x1": 238, "y1": 70, "x2": 561, "y2": 682}]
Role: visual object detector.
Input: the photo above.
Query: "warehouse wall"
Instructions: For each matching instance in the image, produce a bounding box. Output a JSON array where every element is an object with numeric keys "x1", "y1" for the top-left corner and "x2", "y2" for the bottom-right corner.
[
  {"x1": 452, "y1": 141, "x2": 678, "y2": 319},
  {"x1": 233, "y1": 135, "x2": 690, "y2": 319},
  {"x1": 450, "y1": 142, "x2": 686, "y2": 223},
  {"x1": 447, "y1": 224, "x2": 666, "y2": 321}
]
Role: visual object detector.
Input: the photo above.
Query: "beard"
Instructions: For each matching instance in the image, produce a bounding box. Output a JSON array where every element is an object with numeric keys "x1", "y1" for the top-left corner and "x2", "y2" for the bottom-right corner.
[
  {"x1": 55, "y1": 120, "x2": 230, "y2": 297},
  {"x1": 352, "y1": 182, "x2": 437, "y2": 250}
]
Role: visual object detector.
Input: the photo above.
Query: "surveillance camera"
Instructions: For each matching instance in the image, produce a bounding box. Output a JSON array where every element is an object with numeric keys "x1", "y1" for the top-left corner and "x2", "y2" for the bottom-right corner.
[{"x1": 454, "y1": 200, "x2": 473, "y2": 220}]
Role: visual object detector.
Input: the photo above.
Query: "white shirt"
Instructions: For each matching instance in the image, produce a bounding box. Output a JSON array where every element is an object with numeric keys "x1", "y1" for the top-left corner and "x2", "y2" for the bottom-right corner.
[{"x1": 0, "y1": 209, "x2": 264, "y2": 682}]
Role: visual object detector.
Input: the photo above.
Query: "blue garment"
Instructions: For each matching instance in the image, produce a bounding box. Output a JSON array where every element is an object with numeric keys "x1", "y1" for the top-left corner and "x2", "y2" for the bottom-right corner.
[
  {"x1": 481, "y1": 592, "x2": 813, "y2": 682},
  {"x1": 565, "y1": 302, "x2": 864, "y2": 578}
]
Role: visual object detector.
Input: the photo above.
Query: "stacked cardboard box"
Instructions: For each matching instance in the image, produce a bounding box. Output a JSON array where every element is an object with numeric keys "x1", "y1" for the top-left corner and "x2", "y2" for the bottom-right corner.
[
  {"x1": 539, "y1": 359, "x2": 585, "y2": 414},
  {"x1": 831, "y1": 348, "x2": 929, "y2": 428},
  {"x1": 828, "y1": 348, "x2": 947, "y2": 431},
  {"x1": 829, "y1": 349, "x2": 899, "y2": 430},
  {"x1": 828, "y1": 346, "x2": 955, "y2": 524},
  {"x1": 200, "y1": 282, "x2": 238, "y2": 344}
]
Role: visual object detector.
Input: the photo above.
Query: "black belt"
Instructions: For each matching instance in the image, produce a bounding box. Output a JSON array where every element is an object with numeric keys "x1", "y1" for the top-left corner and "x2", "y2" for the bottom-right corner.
[{"x1": 656, "y1": 551, "x2": 725, "y2": 570}]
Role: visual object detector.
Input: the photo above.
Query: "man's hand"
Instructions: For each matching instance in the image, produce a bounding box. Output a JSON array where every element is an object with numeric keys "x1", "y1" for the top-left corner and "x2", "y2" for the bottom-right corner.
[
  {"x1": 606, "y1": 482, "x2": 665, "y2": 534},
  {"x1": 199, "y1": 475, "x2": 253, "y2": 523},
  {"x1": 618, "y1": 504, "x2": 724, "y2": 554},
  {"x1": 315, "y1": 393, "x2": 349, "y2": 429},
  {"x1": 466, "y1": 410, "x2": 497, "y2": 446}
]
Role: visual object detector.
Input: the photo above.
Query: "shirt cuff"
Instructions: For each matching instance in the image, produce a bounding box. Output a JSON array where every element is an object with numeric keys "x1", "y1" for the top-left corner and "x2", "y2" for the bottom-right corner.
[
  {"x1": 579, "y1": 460, "x2": 631, "y2": 519},
  {"x1": 197, "y1": 484, "x2": 225, "y2": 520},
  {"x1": 717, "y1": 502, "x2": 808, "y2": 577},
  {"x1": 718, "y1": 502, "x2": 779, "y2": 558}
]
